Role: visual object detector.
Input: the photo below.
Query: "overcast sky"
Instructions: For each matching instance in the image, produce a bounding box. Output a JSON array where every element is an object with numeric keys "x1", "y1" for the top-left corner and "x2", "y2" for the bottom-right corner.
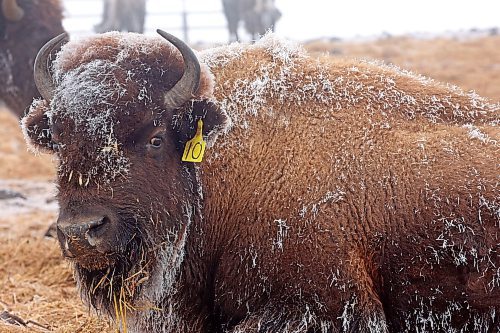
[{"x1": 63, "y1": 0, "x2": 500, "y2": 42}]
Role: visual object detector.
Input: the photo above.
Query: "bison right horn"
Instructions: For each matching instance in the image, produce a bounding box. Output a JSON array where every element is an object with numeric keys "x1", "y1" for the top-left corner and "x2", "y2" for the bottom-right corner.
[
  {"x1": 34, "y1": 33, "x2": 69, "y2": 101},
  {"x1": 1, "y1": 0, "x2": 24, "y2": 21},
  {"x1": 157, "y1": 29, "x2": 201, "y2": 110}
]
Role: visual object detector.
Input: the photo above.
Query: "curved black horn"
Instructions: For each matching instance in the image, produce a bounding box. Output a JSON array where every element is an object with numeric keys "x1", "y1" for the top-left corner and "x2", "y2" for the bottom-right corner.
[
  {"x1": 34, "y1": 33, "x2": 69, "y2": 101},
  {"x1": 1, "y1": 0, "x2": 24, "y2": 21},
  {"x1": 157, "y1": 29, "x2": 201, "y2": 110}
]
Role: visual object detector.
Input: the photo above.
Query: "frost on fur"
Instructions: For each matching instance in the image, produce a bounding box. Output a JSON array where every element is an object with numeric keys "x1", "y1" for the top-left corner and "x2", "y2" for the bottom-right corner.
[
  {"x1": 21, "y1": 99, "x2": 52, "y2": 154},
  {"x1": 199, "y1": 33, "x2": 499, "y2": 140},
  {"x1": 23, "y1": 32, "x2": 216, "y2": 186}
]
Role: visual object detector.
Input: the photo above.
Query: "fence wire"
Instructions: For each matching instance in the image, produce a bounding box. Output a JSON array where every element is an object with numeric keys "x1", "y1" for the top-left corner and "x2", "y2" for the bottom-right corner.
[{"x1": 62, "y1": 0, "x2": 230, "y2": 43}]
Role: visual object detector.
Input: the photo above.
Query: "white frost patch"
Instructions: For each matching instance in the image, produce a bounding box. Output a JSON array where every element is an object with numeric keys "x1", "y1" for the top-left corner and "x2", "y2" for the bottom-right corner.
[
  {"x1": 198, "y1": 41, "x2": 245, "y2": 69},
  {"x1": 256, "y1": 32, "x2": 307, "y2": 64},
  {"x1": 0, "y1": 179, "x2": 58, "y2": 218},
  {"x1": 463, "y1": 124, "x2": 498, "y2": 146},
  {"x1": 272, "y1": 218, "x2": 290, "y2": 251},
  {"x1": 403, "y1": 296, "x2": 497, "y2": 333},
  {"x1": 200, "y1": 33, "x2": 499, "y2": 142},
  {"x1": 21, "y1": 99, "x2": 51, "y2": 154},
  {"x1": 41, "y1": 32, "x2": 182, "y2": 184},
  {"x1": 488, "y1": 267, "x2": 500, "y2": 291},
  {"x1": 300, "y1": 188, "x2": 346, "y2": 218},
  {"x1": 200, "y1": 34, "x2": 308, "y2": 133},
  {"x1": 337, "y1": 296, "x2": 357, "y2": 332},
  {"x1": 49, "y1": 58, "x2": 131, "y2": 183},
  {"x1": 366, "y1": 312, "x2": 389, "y2": 333}
]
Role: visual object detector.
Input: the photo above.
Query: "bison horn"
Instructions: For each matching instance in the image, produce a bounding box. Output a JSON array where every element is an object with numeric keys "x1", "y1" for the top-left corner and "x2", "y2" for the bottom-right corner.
[
  {"x1": 157, "y1": 29, "x2": 201, "y2": 110},
  {"x1": 34, "y1": 33, "x2": 69, "y2": 101},
  {"x1": 1, "y1": 0, "x2": 24, "y2": 21}
]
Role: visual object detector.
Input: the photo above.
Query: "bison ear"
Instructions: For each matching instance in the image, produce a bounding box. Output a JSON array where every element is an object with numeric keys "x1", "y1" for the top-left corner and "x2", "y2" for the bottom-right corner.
[
  {"x1": 175, "y1": 99, "x2": 228, "y2": 147},
  {"x1": 21, "y1": 100, "x2": 53, "y2": 153}
]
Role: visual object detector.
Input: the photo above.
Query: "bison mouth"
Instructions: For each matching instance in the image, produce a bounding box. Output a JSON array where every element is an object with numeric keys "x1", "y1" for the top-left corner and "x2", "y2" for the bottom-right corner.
[
  {"x1": 73, "y1": 235, "x2": 154, "y2": 315},
  {"x1": 58, "y1": 204, "x2": 191, "y2": 315},
  {"x1": 57, "y1": 213, "x2": 154, "y2": 313}
]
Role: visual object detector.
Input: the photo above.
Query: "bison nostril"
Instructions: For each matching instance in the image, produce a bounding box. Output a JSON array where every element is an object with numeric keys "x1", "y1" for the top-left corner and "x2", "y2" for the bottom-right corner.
[
  {"x1": 86, "y1": 216, "x2": 110, "y2": 238},
  {"x1": 87, "y1": 216, "x2": 109, "y2": 232},
  {"x1": 59, "y1": 216, "x2": 110, "y2": 239},
  {"x1": 86, "y1": 216, "x2": 110, "y2": 248}
]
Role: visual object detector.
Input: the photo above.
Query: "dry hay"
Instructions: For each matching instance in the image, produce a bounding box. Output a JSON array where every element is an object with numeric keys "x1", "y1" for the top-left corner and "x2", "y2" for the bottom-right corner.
[
  {"x1": 305, "y1": 34, "x2": 500, "y2": 102},
  {"x1": 0, "y1": 108, "x2": 55, "y2": 180},
  {"x1": 0, "y1": 237, "x2": 113, "y2": 332}
]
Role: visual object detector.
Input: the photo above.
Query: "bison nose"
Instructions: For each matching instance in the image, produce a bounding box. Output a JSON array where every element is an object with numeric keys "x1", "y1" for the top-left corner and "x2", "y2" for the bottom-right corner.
[
  {"x1": 57, "y1": 215, "x2": 110, "y2": 255},
  {"x1": 58, "y1": 216, "x2": 109, "y2": 239}
]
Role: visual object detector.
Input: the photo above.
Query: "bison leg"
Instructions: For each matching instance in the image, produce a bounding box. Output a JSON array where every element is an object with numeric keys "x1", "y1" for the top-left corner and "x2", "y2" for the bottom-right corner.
[
  {"x1": 227, "y1": 303, "x2": 335, "y2": 332},
  {"x1": 336, "y1": 295, "x2": 389, "y2": 333},
  {"x1": 338, "y1": 253, "x2": 389, "y2": 332},
  {"x1": 227, "y1": 300, "x2": 388, "y2": 333},
  {"x1": 222, "y1": 0, "x2": 240, "y2": 42}
]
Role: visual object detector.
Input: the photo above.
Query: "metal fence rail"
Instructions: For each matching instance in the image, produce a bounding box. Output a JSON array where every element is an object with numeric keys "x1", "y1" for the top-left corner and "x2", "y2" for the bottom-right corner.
[{"x1": 62, "y1": 0, "x2": 230, "y2": 43}]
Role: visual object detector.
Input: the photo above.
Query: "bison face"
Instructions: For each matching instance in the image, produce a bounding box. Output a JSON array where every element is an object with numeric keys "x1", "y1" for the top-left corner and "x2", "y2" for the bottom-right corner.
[{"x1": 22, "y1": 31, "x2": 227, "y2": 312}]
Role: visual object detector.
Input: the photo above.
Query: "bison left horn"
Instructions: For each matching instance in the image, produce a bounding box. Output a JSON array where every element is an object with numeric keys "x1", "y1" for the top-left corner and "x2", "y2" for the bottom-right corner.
[
  {"x1": 157, "y1": 29, "x2": 201, "y2": 110},
  {"x1": 1, "y1": 0, "x2": 24, "y2": 21},
  {"x1": 34, "y1": 33, "x2": 69, "y2": 101}
]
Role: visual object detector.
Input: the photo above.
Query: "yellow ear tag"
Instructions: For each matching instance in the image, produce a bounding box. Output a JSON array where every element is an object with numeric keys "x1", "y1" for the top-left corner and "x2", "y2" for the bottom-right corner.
[{"x1": 182, "y1": 119, "x2": 206, "y2": 163}]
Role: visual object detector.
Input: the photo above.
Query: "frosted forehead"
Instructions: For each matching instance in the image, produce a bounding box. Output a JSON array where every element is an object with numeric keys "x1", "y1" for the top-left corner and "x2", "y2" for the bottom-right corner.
[
  {"x1": 49, "y1": 32, "x2": 180, "y2": 132},
  {"x1": 49, "y1": 32, "x2": 214, "y2": 129},
  {"x1": 44, "y1": 32, "x2": 195, "y2": 184},
  {"x1": 53, "y1": 32, "x2": 170, "y2": 75}
]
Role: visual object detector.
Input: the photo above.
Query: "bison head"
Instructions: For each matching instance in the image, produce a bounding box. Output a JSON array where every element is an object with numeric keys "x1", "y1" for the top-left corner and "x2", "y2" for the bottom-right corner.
[{"x1": 22, "y1": 31, "x2": 227, "y2": 314}]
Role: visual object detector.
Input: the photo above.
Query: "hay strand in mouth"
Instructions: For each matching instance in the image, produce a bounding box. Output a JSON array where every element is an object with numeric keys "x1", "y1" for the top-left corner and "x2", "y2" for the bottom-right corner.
[{"x1": 113, "y1": 286, "x2": 128, "y2": 333}]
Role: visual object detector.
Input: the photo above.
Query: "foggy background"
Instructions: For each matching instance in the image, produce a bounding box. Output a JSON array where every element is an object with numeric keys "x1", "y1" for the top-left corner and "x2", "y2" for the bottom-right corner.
[{"x1": 63, "y1": 0, "x2": 500, "y2": 43}]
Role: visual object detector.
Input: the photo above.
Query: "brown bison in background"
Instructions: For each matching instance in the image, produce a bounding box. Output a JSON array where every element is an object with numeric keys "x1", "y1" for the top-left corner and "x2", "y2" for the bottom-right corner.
[
  {"x1": 222, "y1": 0, "x2": 281, "y2": 42},
  {"x1": 0, "y1": 0, "x2": 64, "y2": 117},
  {"x1": 94, "y1": 0, "x2": 146, "y2": 34},
  {"x1": 23, "y1": 30, "x2": 499, "y2": 332}
]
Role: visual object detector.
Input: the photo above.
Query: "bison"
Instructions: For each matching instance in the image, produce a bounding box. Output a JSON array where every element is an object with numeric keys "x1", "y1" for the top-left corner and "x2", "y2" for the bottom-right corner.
[
  {"x1": 0, "y1": 0, "x2": 64, "y2": 117},
  {"x1": 222, "y1": 0, "x2": 281, "y2": 42},
  {"x1": 94, "y1": 0, "x2": 147, "y2": 34},
  {"x1": 22, "y1": 31, "x2": 499, "y2": 332}
]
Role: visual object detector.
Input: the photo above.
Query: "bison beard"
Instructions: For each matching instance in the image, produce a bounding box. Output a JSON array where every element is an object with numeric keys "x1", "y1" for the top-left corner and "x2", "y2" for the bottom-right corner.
[
  {"x1": 22, "y1": 31, "x2": 499, "y2": 333},
  {"x1": 74, "y1": 202, "x2": 195, "y2": 319}
]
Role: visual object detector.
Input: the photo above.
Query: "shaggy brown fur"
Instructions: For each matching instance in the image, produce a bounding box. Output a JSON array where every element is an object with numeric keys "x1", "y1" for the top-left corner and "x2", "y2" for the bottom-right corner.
[
  {"x1": 0, "y1": 0, "x2": 64, "y2": 117},
  {"x1": 23, "y1": 33, "x2": 499, "y2": 333}
]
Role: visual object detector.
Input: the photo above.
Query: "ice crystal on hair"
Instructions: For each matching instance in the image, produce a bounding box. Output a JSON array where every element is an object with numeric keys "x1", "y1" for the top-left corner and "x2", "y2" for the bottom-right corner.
[
  {"x1": 463, "y1": 124, "x2": 498, "y2": 146},
  {"x1": 21, "y1": 99, "x2": 51, "y2": 154},
  {"x1": 48, "y1": 59, "x2": 130, "y2": 183},
  {"x1": 199, "y1": 42, "x2": 245, "y2": 68},
  {"x1": 257, "y1": 32, "x2": 306, "y2": 63},
  {"x1": 200, "y1": 33, "x2": 499, "y2": 142}
]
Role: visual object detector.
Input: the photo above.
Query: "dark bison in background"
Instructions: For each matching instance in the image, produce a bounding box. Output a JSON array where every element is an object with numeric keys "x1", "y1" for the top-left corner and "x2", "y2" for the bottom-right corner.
[
  {"x1": 94, "y1": 0, "x2": 147, "y2": 34},
  {"x1": 0, "y1": 0, "x2": 64, "y2": 117},
  {"x1": 23, "y1": 30, "x2": 499, "y2": 332},
  {"x1": 222, "y1": 0, "x2": 281, "y2": 42}
]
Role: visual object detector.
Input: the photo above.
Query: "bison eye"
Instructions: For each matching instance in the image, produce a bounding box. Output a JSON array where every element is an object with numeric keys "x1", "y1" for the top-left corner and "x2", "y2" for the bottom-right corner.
[{"x1": 149, "y1": 137, "x2": 163, "y2": 148}]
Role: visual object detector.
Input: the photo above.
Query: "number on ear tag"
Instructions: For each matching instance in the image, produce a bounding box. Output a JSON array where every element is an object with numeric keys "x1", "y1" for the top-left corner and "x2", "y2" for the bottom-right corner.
[{"x1": 182, "y1": 119, "x2": 206, "y2": 163}]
